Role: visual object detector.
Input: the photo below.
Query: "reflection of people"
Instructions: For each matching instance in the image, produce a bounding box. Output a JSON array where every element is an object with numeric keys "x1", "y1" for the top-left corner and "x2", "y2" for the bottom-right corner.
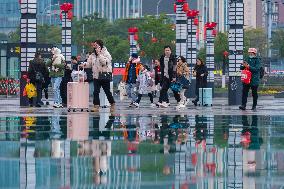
[
  {"x1": 241, "y1": 115, "x2": 263, "y2": 150},
  {"x1": 194, "y1": 115, "x2": 208, "y2": 145}
]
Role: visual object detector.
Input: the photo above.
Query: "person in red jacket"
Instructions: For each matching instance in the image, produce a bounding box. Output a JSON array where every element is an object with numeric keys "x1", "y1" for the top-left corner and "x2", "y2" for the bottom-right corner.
[{"x1": 122, "y1": 53, "x2": 141, "y2": 107}]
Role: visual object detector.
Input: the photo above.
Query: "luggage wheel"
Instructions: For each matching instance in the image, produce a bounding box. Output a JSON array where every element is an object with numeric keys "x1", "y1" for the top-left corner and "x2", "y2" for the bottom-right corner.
[
  {"x1": 68, "y1": 109, "x2": 71, "y2": 112},
  {"x1": 73, "y1": 109, "x2": 76, "y2": 112}
]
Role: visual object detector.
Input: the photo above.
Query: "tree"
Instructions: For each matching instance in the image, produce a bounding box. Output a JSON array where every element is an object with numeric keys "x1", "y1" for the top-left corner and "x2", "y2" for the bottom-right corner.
[
  {"x1": 271, "y1": 29, "x2": 284, "y2": 58},
  {"x1": 244, "y1": 28, "x2": 267, "y2": 59},
  {"x1": 214, "y1": 32, "x2": 228, "y2": 69},
  {"x1": 197, "y1": 47, "x2": 206, "y2": 63},
  {"x1": 138, "y1": 14, "x2": 175, "y2": 60}
]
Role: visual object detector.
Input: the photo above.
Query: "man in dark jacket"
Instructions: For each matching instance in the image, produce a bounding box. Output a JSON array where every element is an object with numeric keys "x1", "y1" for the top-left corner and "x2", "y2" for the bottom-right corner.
[
  {"x1": 28, "y1": 52, "x2": 48, "y2": 107},
  {"x1": 239, "y1": 48, "x2": 261, "y2": 111},
  {"x1": 157, "y1": 46, "x2": 181, "y2": 108}
]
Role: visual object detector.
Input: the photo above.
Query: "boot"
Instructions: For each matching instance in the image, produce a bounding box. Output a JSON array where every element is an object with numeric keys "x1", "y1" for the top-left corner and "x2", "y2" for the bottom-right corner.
[{"x1": 239, "y1": 105, "x2": 246, "y2": 110}]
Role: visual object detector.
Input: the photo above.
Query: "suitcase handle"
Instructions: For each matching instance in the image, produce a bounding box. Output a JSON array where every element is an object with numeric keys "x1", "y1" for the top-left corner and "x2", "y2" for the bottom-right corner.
[{"x1": 78, "y1": 66, "x2": 85, "y2": 83}]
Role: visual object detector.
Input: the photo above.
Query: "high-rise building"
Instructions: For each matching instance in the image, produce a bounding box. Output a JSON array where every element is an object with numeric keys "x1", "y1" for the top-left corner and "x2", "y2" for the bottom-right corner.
[
  {"x1": 0, "y1": 0, "x2": 20, "y2": 34},
  {"x1": 243, "y1": 0, "x2": 263, "y2": 29},
  {"x1": 73, "y1": 0, "x2": 143, "y2": 21}
]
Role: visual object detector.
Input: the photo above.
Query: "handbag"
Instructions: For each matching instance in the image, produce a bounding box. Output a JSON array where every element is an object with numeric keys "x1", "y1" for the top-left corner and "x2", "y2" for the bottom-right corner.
[
  {"x1": 241, "y1": 69, "x2": 252, "y2": 84},
  {"x1": 177, "y1": 75, "x2": 190, "y2": 89},
  {"x1": 170, "y1": 82, "x2": 182, "y2": 92},
  {"x1": 98, "y1": 72, "x2": 113, "y2": 81}
]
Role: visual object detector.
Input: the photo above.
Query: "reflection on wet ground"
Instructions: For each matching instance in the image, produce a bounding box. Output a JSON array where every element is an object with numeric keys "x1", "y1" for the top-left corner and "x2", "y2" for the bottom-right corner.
[{"x1": 1, "y1": 114, "x2": 284, "y2": 188}]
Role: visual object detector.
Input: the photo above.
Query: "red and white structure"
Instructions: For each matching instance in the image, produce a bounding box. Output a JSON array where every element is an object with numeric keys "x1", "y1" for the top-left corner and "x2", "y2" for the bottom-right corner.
[
  {"x1": 205, "y1": 22, "x2": 217, "y2": 90},
  {"x1": 60, "y1": 3, "x2": 73, "y2": 66},
  {"x1": 174, "y1": 0, "x2": 188, "y2": 58},
  {"x1": 128, "y1": 27, "x2": 139, "y2": 56}
]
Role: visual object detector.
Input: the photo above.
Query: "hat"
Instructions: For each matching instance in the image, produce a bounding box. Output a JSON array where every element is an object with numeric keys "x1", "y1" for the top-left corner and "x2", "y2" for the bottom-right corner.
[
  {"x1": 131, "y1": 53, "x2": 138, "y2": 59},
  {"x1": 248, "y1": 48, "x2": 257, "y2": 54}
]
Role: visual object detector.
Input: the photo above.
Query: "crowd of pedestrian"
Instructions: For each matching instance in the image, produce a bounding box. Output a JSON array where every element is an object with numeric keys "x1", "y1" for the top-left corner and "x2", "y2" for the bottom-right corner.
[{"x1": 26, "y1": 40, "x2": 262, "y2": 111}]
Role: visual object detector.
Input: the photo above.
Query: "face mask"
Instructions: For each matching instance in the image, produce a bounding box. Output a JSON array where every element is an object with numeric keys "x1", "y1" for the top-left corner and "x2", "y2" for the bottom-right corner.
[{"x1": 249, "y1": 55, "x2": 254, "y2": 58}]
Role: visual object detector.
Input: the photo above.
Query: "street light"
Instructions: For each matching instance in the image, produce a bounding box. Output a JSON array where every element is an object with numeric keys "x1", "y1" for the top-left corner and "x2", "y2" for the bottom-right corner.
[{"x1": 156, "y1": 0, "x2": 162, "y2": 18}]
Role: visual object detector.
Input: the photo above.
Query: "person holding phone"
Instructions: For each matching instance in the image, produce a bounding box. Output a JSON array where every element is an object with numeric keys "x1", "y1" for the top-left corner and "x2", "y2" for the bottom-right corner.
[{"x1": 239, "y1": 48, "x2": 261, "y2": 111}]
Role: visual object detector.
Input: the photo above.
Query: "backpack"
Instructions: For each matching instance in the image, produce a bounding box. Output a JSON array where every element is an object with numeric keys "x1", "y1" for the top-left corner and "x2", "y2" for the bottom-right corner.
[{"x1": 260, "y1": 67, "x2": 265, "y2": 79}]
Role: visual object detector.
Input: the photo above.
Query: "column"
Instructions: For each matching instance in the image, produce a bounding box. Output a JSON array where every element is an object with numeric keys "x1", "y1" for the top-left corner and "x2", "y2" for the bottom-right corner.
[
  {"x1": 60, "y1": 3, "x2": 73, "y2": 67},
  {"x1": 186, "y1": 10, "x2": 199, "y2": 98},
  {"x1": 20, "y1": 0, "x2": 37, "y2": 106},
  {"x1": 175, "y1": 0, "x2": 188, "y2": 58},
  {"x1": 205, "y1": 22, "x2": 217, "y2": 90},
  {"x1": 228, "y1": 0, "x2": 244, "y2": 105},
  {"x1": 128, "y1": 27, "x2": 138, "y2": 56}
]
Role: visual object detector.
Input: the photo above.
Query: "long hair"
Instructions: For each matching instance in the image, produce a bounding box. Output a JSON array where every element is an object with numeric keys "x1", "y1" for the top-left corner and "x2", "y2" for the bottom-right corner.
[{"x1": 197, "y1": 57, "x2": 204, "y2": 65}]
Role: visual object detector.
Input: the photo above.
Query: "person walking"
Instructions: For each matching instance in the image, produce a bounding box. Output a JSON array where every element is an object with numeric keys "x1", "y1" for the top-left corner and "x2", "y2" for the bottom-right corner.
[
  {"x1": 49, "y1": 47, "x2": 65, "y2": 108},
  {"x1": 157, "y1": 45, "x2": 181, "y2": 108},
  {"x1": 28, "y1": 52, "x2": 48, "y2": 107},
  {"x1": 239, "y1": 48, "x2": 261, "y2": 111},
  {"x1": 60, "y1": 57, "x2": 73, "y2": 107},
  {"x1": 84, "y1": 40, "x2": 115, "y2": 112},
  {"x1": 192, "y1": 58, "x2": 208, "y2": 106},
  {"x1": 122, "y1": 53, "x2": 141, "y2": 107},
  {"x1": 153, "y1": 59, "x2": 161, "y2": 97},
  {"x1": 176, "y1": 56, "x2": 190, "y2": 108},
  {"x1": 133, "y1": 65, "x2": 155, "y2": 108}
]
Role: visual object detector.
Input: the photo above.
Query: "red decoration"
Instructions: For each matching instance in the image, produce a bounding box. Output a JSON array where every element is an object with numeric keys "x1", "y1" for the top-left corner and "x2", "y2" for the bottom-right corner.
[
  {"x1": 128, "y1": 27, "x2": 138, "y2": 33},
  {"x1": 212, "y1": 29, "x2": 217, "y2": 37},
  {"x1": 151, "y1": 37, "x2": 158, "y2": 43},
  {"x1": 205, "y1": 22, "x2": 217, "y2": 29},
  {"x1": 177, "y1": 0, "x2": 186, "y2": 2},
  {"x1": 67, "y1": 11, "x2": 73, "y2": 20},
  {"x1": 60, "y1": 3, "x2": 73, "y2": 12},
  {"x1": 187, "y1": 9, "x2": 199, "y2": 18},
  {"x1": 174, "y1": 3, "x2": 177, "y2": 13},
  {"x1": 241, "y1": 69, "x2": 252, "y2": 84},
  {"x1": 134, "y1": 34, "x2": 139, "y2": 41},
  {"x1": 223, "y1": 51, "x2": 229, "y2": 57},
  {"x1": 182, "y1": 3, "x2": 189, "y2": 12},
  {"x1": 193, "y1": 17, "x2": 199, "y2": 25}
]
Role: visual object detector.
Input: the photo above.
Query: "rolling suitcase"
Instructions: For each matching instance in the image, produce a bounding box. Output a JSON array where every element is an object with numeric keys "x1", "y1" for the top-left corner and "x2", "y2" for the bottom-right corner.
[
  {"x1": 198, "y1": 88, "x2": 212, "y2": 106},
  {"x1": 67, "y1": 68, "x2": 89, "y2": 112}
]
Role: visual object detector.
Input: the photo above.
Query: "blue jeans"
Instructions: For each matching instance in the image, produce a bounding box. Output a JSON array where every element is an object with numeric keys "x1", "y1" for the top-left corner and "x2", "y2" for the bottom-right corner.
[
  {"x1": 126, "y1": 83, "x2": 137, "y2": 102},
  {"x1": 51, "y1": 77, "x2": 62, "y2": 104}
]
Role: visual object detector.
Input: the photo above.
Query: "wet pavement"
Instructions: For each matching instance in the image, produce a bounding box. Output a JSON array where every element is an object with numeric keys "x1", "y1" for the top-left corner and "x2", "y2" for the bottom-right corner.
[{"x1": 1, "y1": 97, "x2": 284, "y2": 188}]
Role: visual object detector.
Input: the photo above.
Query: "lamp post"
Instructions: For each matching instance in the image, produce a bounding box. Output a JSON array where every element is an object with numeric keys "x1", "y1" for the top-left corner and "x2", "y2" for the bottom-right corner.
[
  {"x1": 156, "y1": 0, "x2": 162, "y2": 18},
  {"x1": 222, "y1": 51, "x2": 229, "y2": 88}
]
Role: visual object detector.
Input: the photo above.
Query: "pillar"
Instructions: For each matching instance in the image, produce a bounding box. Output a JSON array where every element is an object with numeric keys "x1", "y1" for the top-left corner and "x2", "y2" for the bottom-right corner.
[
  {"x1": 186, "y1": 10, "x2": 199, "y2": 98},
  {"x1": 205, "y1": 22, "x2": 217, "y2": 91},
  {"x1": 228, "y1": 0, "x2": 244, "y2": 105},
  {"x1": 128, "y1": 27, "x2": 138, "y2": 56},
  {"x1": 60, "y1": 2, "x2": 73, "y2": 67},
  {"x1": 20, "y1": 0, "x2": 37, "y2": 106},
  {"x1": 175, "y1": 0, "x2": 188, "y2": 58}
]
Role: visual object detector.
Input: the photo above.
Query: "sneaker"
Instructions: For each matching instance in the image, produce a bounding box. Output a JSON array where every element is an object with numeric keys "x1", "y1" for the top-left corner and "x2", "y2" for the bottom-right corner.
[
  {"x1": 129, "y1": 102, "x2": 134, "y2": 107},
  {"x1": 151, "y1": 103, "x2": 156, "y2": 108},
  {"x1": 156, "y1": 102, "x2": 162, "y2": 107},
  {"x1": 160, "y1": 102, "x2": 169, "y2": 108},
  {"x1": 179, "y1": 103, "x2": 186, "y2": 108},
  {"x1": 39, "y1": 101, "x2": 44, "y2": 105},
  {"x1": 91, "y1": 105, "x2": 100, "y2": 112},
  {"x1": 53, "y1": 103, "x2": 59, "y2": 108},
  {"x1": 184, "y1": 99, "x2": 189, "y2": 106},
  {"x1": 239, "y1": 105, "x2": 246, "y2": 110},
  {"x1": 58, "y1": 104, "x2": 64, "y2": 108},
  {"x1": 133, "y1": 102, "x2": 139, "y2": 108}
]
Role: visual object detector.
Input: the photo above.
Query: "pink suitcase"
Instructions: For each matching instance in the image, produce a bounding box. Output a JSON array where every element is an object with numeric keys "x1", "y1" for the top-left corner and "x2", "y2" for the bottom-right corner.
[{"x1": 67, "y1": 67, "x2": 89, "y2": 112}]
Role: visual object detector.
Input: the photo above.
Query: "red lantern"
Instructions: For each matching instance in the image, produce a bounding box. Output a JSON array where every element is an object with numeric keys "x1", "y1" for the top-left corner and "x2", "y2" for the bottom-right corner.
[
  {"x1": 205, "y1": 22, "x2": 217, "y2": 29},
  {"x1": 67, "y1": 11, "x2": 73, "y2": 20},
  {"x1": 174, "y1": 3, "x2": 177, "y2": 13},
  {"x1": 193, "y1": 17, "x2": 199, "y2": 26},
  {"x1": 151, "y1": 37, "x2": 158, "y2": 43},
  {"x1": 177, "y1": 0, "x2": 185, "y2": 2},
  {"x1": 212, "y1": 29, "x2": 217, "y2": 37},
  {"x1": 134, "y1": 34, "x2": 139, "y2": 41},
  {"x1": 132, "y1": 27, "x2": 138, "y2": 33},
  {"x1": 60, "y1": 2, "x2": 73, "y2": 12},
  {"x1": 182, "y1": 2, "x2": 189, "y2": 12},
  {"x1": 223, "y1": 51, "x2": 229, "y2": 58}
]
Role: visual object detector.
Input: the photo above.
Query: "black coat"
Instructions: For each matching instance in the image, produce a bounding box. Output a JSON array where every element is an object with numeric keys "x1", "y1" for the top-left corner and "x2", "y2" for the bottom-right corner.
[
  {"x1": 160, "y1": 54, "x2": 177, "y2": 81},
  {"x1": 28, "y1": 58, "x2": 48, "y2": 84},
  {"x1": 194, "y1": 64, "x2": 208, "y2": 88}
]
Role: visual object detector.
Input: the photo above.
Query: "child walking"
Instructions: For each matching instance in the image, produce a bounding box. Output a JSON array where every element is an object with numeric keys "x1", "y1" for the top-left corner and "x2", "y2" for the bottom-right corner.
[{"x1": 133, "y1": 65, "x2": 155, "y2": 108}]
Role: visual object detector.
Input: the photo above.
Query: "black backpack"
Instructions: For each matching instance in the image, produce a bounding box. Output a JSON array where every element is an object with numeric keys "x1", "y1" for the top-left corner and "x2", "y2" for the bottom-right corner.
[{"x1": 260, "y1": 66, "x2": 265, "y2": 79}]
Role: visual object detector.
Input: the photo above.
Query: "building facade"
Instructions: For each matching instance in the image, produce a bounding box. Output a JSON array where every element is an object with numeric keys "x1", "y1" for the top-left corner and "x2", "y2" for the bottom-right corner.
[
  {"x1": 73, "y1": 0, "x2": 142, "y2": 21},
  {"x1": 0, "y1": 0, "x2": 20, "y2": 34}
]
